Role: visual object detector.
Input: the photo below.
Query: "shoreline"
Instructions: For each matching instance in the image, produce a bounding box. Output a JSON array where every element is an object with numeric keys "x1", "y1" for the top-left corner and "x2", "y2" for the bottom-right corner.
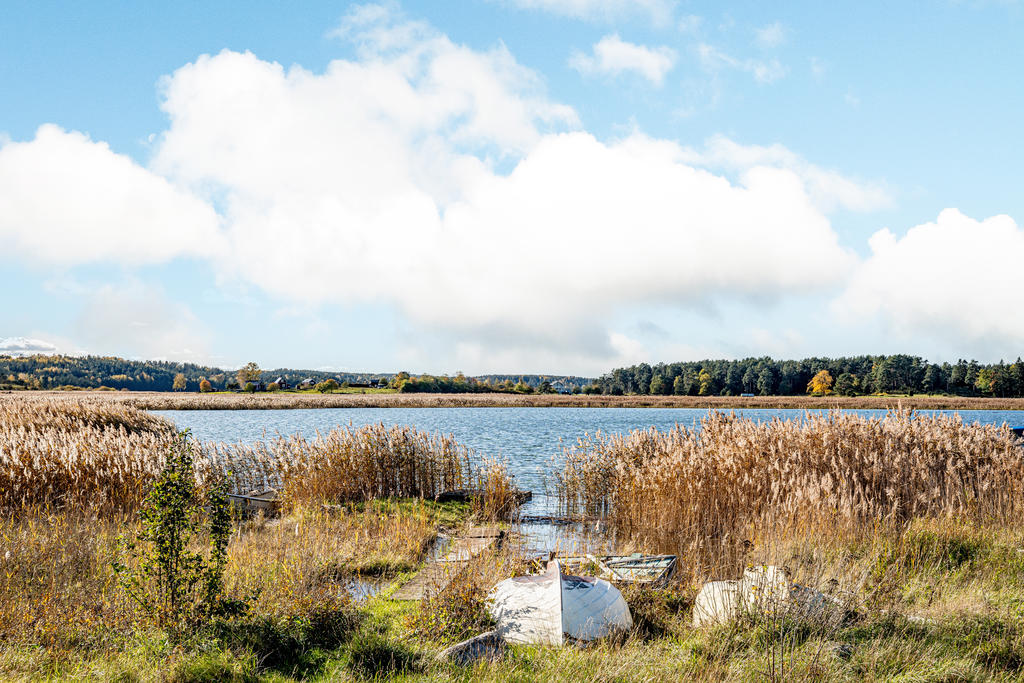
[{"x1": 6, "y1": 389, "x2": 1024, "y2": 411}]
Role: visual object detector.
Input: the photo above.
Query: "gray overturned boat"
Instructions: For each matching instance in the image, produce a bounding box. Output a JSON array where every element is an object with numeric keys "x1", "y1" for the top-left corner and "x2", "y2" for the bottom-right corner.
[{"x1": 487, "y1": 560, "x2": 633, "y2": 645}]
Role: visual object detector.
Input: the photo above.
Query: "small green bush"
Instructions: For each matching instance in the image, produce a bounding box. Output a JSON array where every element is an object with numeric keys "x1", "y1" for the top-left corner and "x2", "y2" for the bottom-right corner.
[{"x1": 114, "y1": 432, "x2": 239, "y2": 635}]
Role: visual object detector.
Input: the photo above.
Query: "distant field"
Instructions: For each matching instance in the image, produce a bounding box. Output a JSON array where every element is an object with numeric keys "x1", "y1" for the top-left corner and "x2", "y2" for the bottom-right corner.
[{"x1": 5, "y1": 390, "x2": 1024, "y2": 411}]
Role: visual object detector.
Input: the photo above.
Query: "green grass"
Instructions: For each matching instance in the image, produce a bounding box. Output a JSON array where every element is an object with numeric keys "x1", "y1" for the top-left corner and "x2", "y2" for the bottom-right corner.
[{"x1": 6, "y1": 503, "x2": 1024, "y2": 681}]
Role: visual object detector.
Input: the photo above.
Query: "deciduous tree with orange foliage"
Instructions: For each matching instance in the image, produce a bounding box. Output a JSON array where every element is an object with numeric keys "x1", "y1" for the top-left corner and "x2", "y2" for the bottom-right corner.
[{"x1": 807, "y1": 370, "x2": 834, "y2": 396}]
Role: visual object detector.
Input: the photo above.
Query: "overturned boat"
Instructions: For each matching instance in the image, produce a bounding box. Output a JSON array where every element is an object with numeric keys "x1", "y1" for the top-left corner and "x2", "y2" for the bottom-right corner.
[{"x1": 488, "y1": 560, "x2": 633, "y2": 645}]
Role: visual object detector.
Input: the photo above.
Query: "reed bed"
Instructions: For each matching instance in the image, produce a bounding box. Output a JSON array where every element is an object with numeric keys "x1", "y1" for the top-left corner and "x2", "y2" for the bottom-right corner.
[
  {"x1": 223, "y1": 425, "x2": 474, "y2": 506},
  {"x1": 0, "y1": 397, "x2": 505, "y2": 515},
  {"x1": 14, "y1": 389, "x2": 1024, "y2": 410},
  {"x1": 0, "y1": 399, "x2": 177, "y2": 515},
  {"x1": 556, "y1": 410, "x2": 1024, "y2": 579}
]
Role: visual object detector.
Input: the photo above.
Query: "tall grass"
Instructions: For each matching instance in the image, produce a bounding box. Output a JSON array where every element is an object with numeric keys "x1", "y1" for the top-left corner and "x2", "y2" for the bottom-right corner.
[
  {"x1": 556, "y1": 411, "x2": 1024, "y2": 579},
  {"x1": 0, "y1": 399, "x2": 177, "y2": 515},
  {"x1": 18, "y1": 389, "x2": 1024, "y2": 410},
  {"x1": 0, "y1": 397, "x2": 494, "y2": 513}
]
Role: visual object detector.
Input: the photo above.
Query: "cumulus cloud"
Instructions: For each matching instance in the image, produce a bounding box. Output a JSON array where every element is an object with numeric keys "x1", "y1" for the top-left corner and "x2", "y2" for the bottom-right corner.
[
  {"x1": 0, "y1": 337, "x2": 61, "y2": 356},
  {"x1": 697, "y1": 43, "x2": 786, "y2": 84},
  {"x1": 679, "y1": 135, "x2": 892, "y2": 213},
  {"x1": 501, "y1": 0, "x2": 677, "y2": 24},
  {"x1": 0, "y1": 125, "x2": 223, "y2": 265},
  {"x1": 834, "y1": 209, "x2": 1024, "y2": 354},
  {"x1": 0, "y1": 5, "x2": 877, "y2": 367},
  {"x1": 569, "y1": 34, "x2": 677, "y2": 85},
  {"x1": 147, "y1": 6, "x2": 858, "y2": 356}
]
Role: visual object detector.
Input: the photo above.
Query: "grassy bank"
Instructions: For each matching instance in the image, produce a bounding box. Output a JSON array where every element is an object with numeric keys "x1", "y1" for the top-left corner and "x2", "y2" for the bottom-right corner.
[
  {"x1": 7, "y1": 390, "x2": 1024, "y2": 411},
  {"x1": 4, "y1": 400, "x2": 1024, "y2": 680}
]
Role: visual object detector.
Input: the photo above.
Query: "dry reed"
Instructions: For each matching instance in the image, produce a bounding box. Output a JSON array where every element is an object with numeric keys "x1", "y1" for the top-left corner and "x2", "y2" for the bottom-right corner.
[
  {"x1": 0, "y1": 399, "x2": 177, "y2": 515},
  {"x1": 13, "y1": 389, "x2": 1024, "y2": 411},
  {"x1": 556, "y1": 410, "x2": 1024, "y2": 580}
]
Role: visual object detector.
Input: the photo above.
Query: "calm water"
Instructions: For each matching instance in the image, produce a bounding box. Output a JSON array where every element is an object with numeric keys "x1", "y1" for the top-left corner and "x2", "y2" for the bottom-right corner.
[{"x1": 154, "y1": 407, "x2": 1024, "y2": 518}]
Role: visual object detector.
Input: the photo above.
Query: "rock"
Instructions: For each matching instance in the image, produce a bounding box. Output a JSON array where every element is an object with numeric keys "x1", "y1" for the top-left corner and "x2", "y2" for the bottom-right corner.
[
  {"x1": 692, "y1": 580, "x2": 742, "y2": 627},
  {"x1": 824, "y1": 641, "x2": 853, "y2": 660},
  {"x1": 435, "y1": 630, "x2": 505, "y2": 665},
  {"x1": 692, "y1": 566, "x2": 846, "y2": 628}
]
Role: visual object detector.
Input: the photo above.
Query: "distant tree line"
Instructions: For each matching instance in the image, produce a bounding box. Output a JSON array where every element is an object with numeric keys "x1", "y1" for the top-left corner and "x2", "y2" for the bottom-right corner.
[
  {"x1": 390, "y1": 372, "x2": 572, "y2": 394},
  {"x1": 0, "y1": 354, "x2": 594, "y2": 394},
  {"x1": 590, "y1": 355, "x2": 1024, "y2": 398}
]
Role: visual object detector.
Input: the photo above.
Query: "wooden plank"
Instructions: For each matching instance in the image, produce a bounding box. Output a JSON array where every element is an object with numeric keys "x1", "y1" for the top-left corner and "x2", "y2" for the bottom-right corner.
[
  {"x1": 439, "y1": 536, "x2": 498, "y2": 562},
  {"x1": 393, "y1": 525, "x2": 505, "y2": 600},
  {"x1": 461, "y1": 526, "x2": 503, "y2": 539},
  {"x1": 392, "y1": 561, "x2": 468, "y2": 600}
]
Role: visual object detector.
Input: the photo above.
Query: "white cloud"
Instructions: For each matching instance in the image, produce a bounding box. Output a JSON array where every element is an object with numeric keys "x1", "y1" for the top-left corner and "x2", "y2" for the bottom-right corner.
[
  {"x1": 680, "y1": 134, "x2": 892, "y2": 213},
  {"x1": 569, "y1": 34, "x2": 677, "y2": 85},
  {"x1": 152, "y1": 20, "x2": 857, "y2": 351},
  {"x1": 0, "y1": 125, "x2": 223, "y2": 266},
  {"x1": 0, "y1": 7, "x2": 869, "y2": 369},
  {"x1": 501, "y1": 0, "x2": 677, "y2": 24},
  {"x1": 754, "y1": 22, "x2": 786, "y2": 48},
  {"x1": 697, "y1": 43, "x2": 786, "y2": 84},
  {"x1": 0, "y1": 337, "x2": 61, "y2": 357},
  {"x1": 834, "y1": 209, "x2": 1024, "y2": 356}
]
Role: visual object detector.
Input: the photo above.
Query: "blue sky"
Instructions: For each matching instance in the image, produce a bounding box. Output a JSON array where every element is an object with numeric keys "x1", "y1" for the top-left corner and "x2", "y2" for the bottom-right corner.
[{"x1": 2, "y1": 0, "x2": 1023, "y2": 375}]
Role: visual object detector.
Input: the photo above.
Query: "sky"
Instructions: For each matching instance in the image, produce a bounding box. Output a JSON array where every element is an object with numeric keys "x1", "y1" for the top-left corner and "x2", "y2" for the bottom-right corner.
[{"x1": 2, "y1": 0, "x2": 1024, "y2": 376}]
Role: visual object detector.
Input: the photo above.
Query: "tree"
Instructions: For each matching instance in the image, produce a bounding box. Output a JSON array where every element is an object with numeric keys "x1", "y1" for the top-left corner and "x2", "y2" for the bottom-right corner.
[
  {"x1": 697, "y1": 369, "x2": 713, "y2": 396},
  {"x1": 756, "y1": 366, "x2": 776, "y2": 396},
  {"x1": 672, "y1": 375, "x2": 686, "y2": 395},
  {"x1": 198, "y1": 378, "x2": 213, "y2": 394},
  {"x1": 649, "y1": 375, "x2": 667, "y2": 395},
  {"x1": 172, "y1": 373, "x2": 187, "y2": 392},
  {"x1": 922, "y1": 364, "x2": 944, "y2": 394},
  {"x1": 315, "y1": 379, "x2": 340, "y2": 393},
  {"x1": 236, "y1": 362, "x2": 261, "y2": 388},
  {"x1": 113, "y1": 434, "x2": 235, "y2": 633},
  {"x1": 807, "y1": 370, "x2": 834, "y2": 396},
  {"x1": 244, "y1": 382, "x2": 256, "y2": 393},
  {"x1": 834, "y1": 373, "x2": 858, "y2": 396},
  {"x1": 267, "y1": 382, "x2": 280, "y2": 392}
]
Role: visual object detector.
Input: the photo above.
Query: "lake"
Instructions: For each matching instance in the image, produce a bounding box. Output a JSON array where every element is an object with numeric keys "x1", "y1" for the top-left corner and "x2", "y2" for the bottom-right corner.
[{"x1": 155, "y1": 407, "x2": 1024, "y2": 519}]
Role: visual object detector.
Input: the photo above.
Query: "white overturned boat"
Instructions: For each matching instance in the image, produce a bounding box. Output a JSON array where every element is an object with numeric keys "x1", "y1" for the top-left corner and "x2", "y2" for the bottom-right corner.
[{"x1": 488, "y1": 560, "x2": 633, "y2": 645}]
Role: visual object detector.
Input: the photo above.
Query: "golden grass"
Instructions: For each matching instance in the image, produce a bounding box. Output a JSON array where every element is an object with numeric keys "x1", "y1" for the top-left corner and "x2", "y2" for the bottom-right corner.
[
  {"x1": 11, "y1": 389, "x2": 1024, "y2": 410},
  {"x1": 556, "y1": 410, "x2": 1024, "y2": 581},
  {"x1": 0, "y1": 395, "x2": 510, "y2": 516},
  {"x1": 6, "y1": 396, "x2": 1024, "y2": 680},
  {"x1": 0, "y1": 399, "x2": 177, "y2": 515}
]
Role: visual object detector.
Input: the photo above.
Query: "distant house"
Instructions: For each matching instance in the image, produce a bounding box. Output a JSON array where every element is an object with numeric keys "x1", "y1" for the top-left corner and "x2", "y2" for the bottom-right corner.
[
  {"x1": 247, "y1": 379, "x2": 266, "y2": 391},
  {"x1": 298, "y1": 378, "x2": 317, "y2": 390},
  {"x1": 274, "y1": 377, "x2": 290, "y2": 390}
]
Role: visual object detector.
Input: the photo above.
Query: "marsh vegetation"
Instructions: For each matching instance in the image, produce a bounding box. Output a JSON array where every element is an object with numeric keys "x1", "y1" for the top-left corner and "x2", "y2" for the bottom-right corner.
[{"x1": 3, "y1": 396, "x2": 1024, "y2": 680}]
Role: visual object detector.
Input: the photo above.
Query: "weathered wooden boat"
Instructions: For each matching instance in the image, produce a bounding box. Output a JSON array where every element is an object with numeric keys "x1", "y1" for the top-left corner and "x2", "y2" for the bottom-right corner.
[
  {"x1": 555, "y1": 553, "x2": 677, "y2": 588},
  {"x1": 226, "y1": 488, "x2": 279, "y2": 516},
  {"x1": 434, "y1": 488, "x2": 533, "y2": 504},
  {"x1": 488, "y1": 560, "x2": 632, "y2": 645}
]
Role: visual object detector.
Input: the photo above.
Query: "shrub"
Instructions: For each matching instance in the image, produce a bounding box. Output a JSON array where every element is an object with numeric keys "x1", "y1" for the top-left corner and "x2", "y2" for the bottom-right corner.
[
  {"x1": 114, "y1": 433, "x2": 240, "y2": 634},
  {"x1": 315, "y1": 379, "x2": 340, "y2": 394}
]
